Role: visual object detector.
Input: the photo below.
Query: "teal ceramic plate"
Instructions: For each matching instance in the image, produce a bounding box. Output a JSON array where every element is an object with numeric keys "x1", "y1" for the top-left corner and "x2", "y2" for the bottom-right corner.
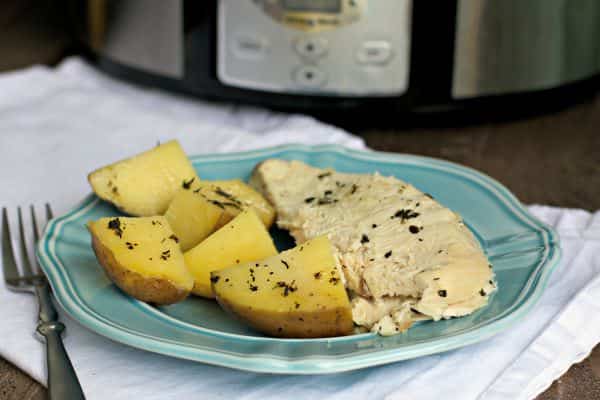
[{"x1": 37, "y1": 144, "x2": 561, "y2": 374}]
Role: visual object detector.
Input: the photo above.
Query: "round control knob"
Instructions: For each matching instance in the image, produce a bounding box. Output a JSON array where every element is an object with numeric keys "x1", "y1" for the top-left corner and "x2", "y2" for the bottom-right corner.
[
  {"x1": 294, "y1": 37, "x2": 328, "y2": 59},
  {"x1": 294, "y1": 66, "x2": 327, "y2": 88}
]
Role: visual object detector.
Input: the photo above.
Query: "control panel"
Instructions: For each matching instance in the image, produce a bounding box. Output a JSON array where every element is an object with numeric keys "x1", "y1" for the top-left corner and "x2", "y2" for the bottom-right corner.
[{"x1": 217, "y1": 0, "x2": 412, "y2": 96}]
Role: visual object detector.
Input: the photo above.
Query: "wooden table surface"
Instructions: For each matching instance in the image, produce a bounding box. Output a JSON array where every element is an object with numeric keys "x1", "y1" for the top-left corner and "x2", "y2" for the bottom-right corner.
[{"x1": 0, "y1": 1, "x2": 599, "y2": 395}]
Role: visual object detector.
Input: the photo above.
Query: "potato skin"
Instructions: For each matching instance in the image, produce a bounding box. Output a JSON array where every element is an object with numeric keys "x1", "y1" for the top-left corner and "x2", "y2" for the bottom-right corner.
[
  {"x1": 215, "y1": 292, "x2": 354, "y2": 338},
  {"x1": 90, "y1": 231, "x2": 190, "y2": 305}
]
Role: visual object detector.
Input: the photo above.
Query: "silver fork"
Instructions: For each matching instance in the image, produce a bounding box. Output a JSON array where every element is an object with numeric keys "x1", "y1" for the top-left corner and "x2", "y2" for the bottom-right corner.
[{"x1": 2, "y1": 205, "x2": 85, "y2": 400}]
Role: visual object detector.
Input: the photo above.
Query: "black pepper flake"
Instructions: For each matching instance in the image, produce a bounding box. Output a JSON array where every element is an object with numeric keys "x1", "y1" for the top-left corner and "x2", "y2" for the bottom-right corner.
[
  {"x1": 294, "y1": 301, "x2": 300, "y2": 309},
  {"x1": 125, "y1": 241, "x2": 138, "y2": 250},
  {"x1": 112, "y1": 186, "x2": 119, "y2": 195},
  {"x1": 281, "y1": 260, "x2": 290, "y2": 269},
  {"x1": 208, "y1": 199, "x2": 225, "y2": 209},
  {"x1": 275, "y1": 280, "x2": 297, "y2": 296},
  {"x1": 269, "y1": 271, "x2": 274, "y2": 275},
  {"x1": 350, "y1": 184, "x2": 358, "y2": 194},
  {"x1": 393, "y1": 209, "x2": 420, "y2": 223},
  {"x1": 160, "y1": 249, "x2": 171, "y2": 260},
  {"x1": 218, "y1": 201, "x2": 242, "y2": 210},
  {"x1": 210, "y1": 275, "x2": 220, "y2": 283},
  {"x1": 324, "y1": 190, "x2": 333, "y2": 196},
  {"x1": 438, "y1": 250, "x2": 444, "y2": 254},
  {"x1": 249, "y1": 284, "x2": 258, "y2": 292},
  {"x1": 479, "y1": 289, "x2": 486, "y2": 296},
  {"x1": 169, "y1": 234, "x2": 179, "y2": 243},
  {"x1": 409, "y1": 225, "x2": 420, "y2": 234},
  {"x1": 225, "y1": 278, "x2": 230, "y2": 282},
  {"x1": 438, "y1": 290, "x2": 447, "y2": 297},
  {"x1": 317, "y1": 172, "x2": 332, "y2": 179},
  {"x1": 361, "y1": 234, "x2": 370, "y2": 244},
  {"x1": 418, "y1": 238, "x2": 423, "y2": 242},
  {"x1": 151, "y1": 220, "x2": 162, "y2": 226},
  {"x1": 314, "y1": 272, "x2": 322, "y2": 279},
  {"x1": 433, "y1": 277, "x2": 440, "y2": 281},
  {"x1": 317, "y1": 197, "x2": 335, "y2": 205},
  {"x1": 107, "y1": 218, "x2": 123, "y2": 238},
  {"x1": 304, "y1": 197, "x2": 315, "y2": 204},
  {"x1": 384, "y1": 250, "x2": 392, "y2": 258},
  {"x1": 214, "y1": 188, "x2": 241, "y2": 205},
  {"x1": 415, "y1": 202, "x2": 420, "y2": 207},
  {"x1": 488, "y1": 264, "x2": 493, "y2": 269},
  {"x1": 182, "y1": 178, "x2": 195, "y2": 189},
  {"x1": 489, "y1": 280, "x2": 494, "y2": 285},
  {"x1": 425, "y1": 193, "x2": 434, "y2": 199},
  {"x1": 148, "y1": 257, "x2": 153, "y2": 261},
  {"x1": 235, "y1": 259, "x2": 240, "y2": 264},
  {"x1": 372, "y1": 224, "x2": 378, "y2": 228},
  {"x1": 329, "y1": 277, "x2": 340, "y2": 285}
]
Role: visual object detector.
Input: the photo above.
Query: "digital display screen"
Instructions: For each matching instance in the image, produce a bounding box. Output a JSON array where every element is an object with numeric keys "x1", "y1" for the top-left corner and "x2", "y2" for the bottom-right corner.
[{"x1": 282, "y1": 0, "x2": 342, "y2": 13}]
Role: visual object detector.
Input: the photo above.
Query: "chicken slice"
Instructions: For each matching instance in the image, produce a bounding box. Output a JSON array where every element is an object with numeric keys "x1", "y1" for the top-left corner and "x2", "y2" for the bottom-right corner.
[{"x1": 250, "y1": 159, "x2": 496, "y2": 335}]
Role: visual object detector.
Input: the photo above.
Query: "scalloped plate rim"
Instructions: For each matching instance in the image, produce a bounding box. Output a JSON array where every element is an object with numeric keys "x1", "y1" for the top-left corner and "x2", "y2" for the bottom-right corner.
[{"x1": 36, "y1": 143, "x2": 561, "y2": 374}]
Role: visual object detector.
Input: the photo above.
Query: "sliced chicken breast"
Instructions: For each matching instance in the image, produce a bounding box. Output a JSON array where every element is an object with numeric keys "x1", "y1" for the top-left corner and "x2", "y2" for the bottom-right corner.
[{"x1": 250, "y1": 159, "x2": 496, "y2": 335}]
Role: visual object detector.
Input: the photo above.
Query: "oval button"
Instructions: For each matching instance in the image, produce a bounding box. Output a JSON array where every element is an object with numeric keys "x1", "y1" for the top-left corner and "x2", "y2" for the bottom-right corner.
[
  {"x1": 233, "y1": 34, "x2": 269, "y2": 59},
  {"x1": 356, "y1": 41, "x2": 393, "y2": 65},
  {"x1": 294, "y1": 66, "x2": 327, "y2": 88}
]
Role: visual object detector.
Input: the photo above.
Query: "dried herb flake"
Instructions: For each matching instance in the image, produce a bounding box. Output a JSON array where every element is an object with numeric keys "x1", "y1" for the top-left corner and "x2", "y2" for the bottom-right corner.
[
  {"x1": 107, "y1": 218, "x2": 123, "y2": 238},
  {"x1": 182, "y1": 178, "x2": 195, "y2": 189}
]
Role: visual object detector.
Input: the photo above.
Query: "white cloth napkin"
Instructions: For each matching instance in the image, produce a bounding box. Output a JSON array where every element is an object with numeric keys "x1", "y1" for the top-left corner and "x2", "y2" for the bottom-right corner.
[{"x1": 1, "y1": 58, "x2": 599, "y2": 400}]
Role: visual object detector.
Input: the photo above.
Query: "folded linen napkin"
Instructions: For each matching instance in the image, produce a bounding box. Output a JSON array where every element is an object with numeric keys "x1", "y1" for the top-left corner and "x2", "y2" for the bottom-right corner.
[{"x1": 0, "y1": 58, "x2": 598, "y2": 400}]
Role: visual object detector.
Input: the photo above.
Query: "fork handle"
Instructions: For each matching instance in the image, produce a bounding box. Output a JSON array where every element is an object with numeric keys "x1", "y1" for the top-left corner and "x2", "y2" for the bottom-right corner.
[{"x1": 37, "y1": 321, "x2": 86, "y2": 400}]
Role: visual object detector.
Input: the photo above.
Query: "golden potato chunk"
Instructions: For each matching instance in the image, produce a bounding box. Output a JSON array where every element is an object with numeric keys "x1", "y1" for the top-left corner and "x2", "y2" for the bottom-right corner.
[
  {"x1": 212, "y1": 236, "x2": 353, "y2": 338},
  {"x1": 185, "y1": 179, "x2": 275, "y2": 229},
  {"x1": 88, "y1": 140, "x2": 197, "y2": 216},
  {"x1": 164, "y1": 189, "x2": 224, "y2": 251},
  {"x1": 184, "y1": 210, "x2": 277, "y2": 298},
  {"x1": 88, "y1": 216, "x2": 194, "y2": 305}
]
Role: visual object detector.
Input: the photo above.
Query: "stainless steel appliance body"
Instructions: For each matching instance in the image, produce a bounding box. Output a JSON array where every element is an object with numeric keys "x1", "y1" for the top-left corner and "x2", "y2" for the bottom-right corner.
[{"x1": 76, "y1": 0, "x2": 600, "y2": 113}]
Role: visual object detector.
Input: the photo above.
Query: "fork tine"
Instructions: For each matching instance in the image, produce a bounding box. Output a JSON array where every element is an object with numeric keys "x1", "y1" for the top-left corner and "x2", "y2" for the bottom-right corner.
[
  {"x1": 45, "y1": 203, "x2": 54, "y2": 221},
  {"x1": 30, "y1": 205, "x2": 41, "y2": 274},
  {"x1": 17, "y1": 207, "x2": 34, "y2": 277},
  {"x1": 31, "y1": 205, "x2": 40, "y2": 243},
  {"x1": 2, "y1": 208, "x2": 21, "y2": 285}
]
